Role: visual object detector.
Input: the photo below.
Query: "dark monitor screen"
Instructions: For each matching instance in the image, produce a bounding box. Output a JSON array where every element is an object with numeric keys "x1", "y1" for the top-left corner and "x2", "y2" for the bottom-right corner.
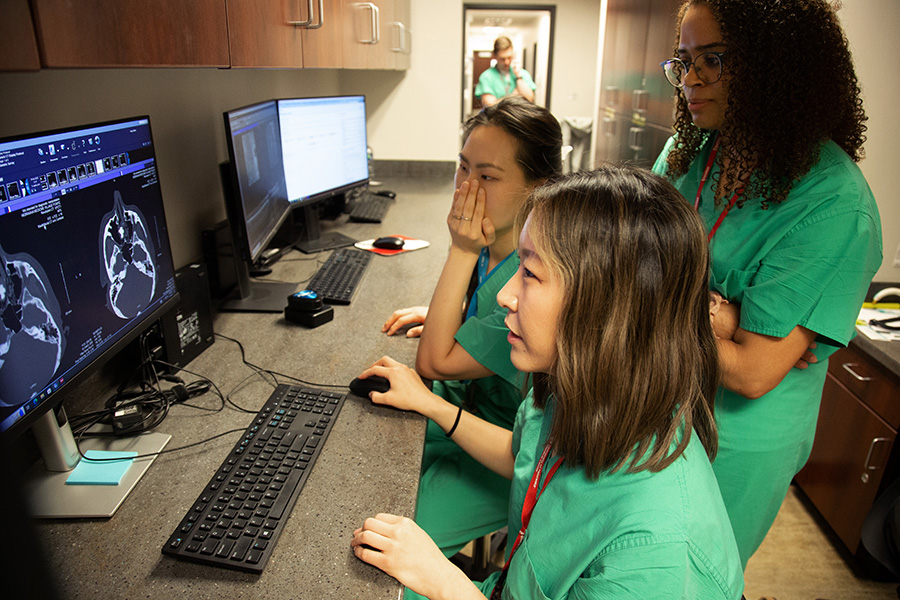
[
  {"x1": 220, "y1": 101, "x2": 298, "y2": 312},
  {"x1": 0, "y1": 116, "x2": 179, "y2": 439},
  {"x1": 278, "y1": 95, "x2": 369, "y2": 205},
  {"x1": 222, "y1": 101, "x2": 291, "y2": 265}
]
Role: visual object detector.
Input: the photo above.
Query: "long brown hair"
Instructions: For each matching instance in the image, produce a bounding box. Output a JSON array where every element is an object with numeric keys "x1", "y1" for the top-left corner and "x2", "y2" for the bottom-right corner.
[
  {"x1": 523, "y1": 167, "x2": 719, "y2": 478},
  {"x1": 665, "y1": 0, "x2": 867, "y2": 208}
]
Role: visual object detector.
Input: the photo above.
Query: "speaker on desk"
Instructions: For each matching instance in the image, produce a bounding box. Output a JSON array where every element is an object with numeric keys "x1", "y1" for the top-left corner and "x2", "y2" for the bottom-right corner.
[{"x1": 156, "y1": 262, "x2": 215, "y2": 369}]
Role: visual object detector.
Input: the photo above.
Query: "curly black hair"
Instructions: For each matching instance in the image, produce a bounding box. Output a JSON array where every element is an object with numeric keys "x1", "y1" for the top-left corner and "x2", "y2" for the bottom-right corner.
[{"x1": 664, "y1": 0, "x2": 867, "y2": 208}]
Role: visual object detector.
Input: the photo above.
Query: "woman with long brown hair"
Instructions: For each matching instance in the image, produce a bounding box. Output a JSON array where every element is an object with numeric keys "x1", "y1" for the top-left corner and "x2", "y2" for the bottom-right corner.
[{"x1": 351, "y1": 167, "x2": 743, "y2": 599}]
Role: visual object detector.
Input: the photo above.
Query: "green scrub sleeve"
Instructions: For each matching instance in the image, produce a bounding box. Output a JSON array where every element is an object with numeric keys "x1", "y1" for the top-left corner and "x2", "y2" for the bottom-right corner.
[{"x1": 740, "y1": 205, "x2": 881, "y2": 346}]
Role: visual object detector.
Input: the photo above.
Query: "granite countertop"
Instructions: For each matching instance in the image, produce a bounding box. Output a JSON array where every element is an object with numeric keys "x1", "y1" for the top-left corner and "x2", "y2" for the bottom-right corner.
[
  {"x1": 33, "y1": 171, "x2": 455, "y2": 599},
  {"x1": 851, "y1": 334, "x2": 900, "y2": 378}
]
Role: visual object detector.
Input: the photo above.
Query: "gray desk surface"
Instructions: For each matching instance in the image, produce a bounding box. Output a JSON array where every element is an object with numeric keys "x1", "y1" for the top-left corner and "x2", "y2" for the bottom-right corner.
[{"x1": 35, "y1": 174, "x2": 453, "y2": 599}]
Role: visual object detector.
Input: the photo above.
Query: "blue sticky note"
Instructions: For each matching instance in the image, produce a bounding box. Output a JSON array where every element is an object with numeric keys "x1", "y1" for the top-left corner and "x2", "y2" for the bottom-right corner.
[{"x1": 65, "y1": 450, "x2": 137, "y2": 485}]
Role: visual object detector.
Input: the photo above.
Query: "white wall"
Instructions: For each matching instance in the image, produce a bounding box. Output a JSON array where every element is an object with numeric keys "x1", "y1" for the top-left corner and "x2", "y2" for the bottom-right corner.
[
  {"x1": 342, "y1": 0, "x2": 601, "y2": 161},
  {"x1": 838, "y1": 0, "x2": 900, "y2": 282}
]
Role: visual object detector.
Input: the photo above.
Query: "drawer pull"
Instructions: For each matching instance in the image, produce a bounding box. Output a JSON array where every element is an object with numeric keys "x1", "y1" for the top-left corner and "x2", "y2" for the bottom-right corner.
[
  {"x1": 864, "y1": 437, "x2": 890, "y2": 472},
  {"x1": 842, "y1": 362, "x2": 873, "y2": 382}
]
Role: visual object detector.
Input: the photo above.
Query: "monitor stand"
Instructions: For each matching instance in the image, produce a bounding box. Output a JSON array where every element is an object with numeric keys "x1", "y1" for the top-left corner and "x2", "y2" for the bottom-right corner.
[
  {"x1": 23, "y1": 409, "x2": 170, "y2": 518},
  {"x1": 293, "y1": 204, "x2": 356, "y2": 254},
  {"x1": 218, "y1": 280, "x2": 298, "y2": 313}
]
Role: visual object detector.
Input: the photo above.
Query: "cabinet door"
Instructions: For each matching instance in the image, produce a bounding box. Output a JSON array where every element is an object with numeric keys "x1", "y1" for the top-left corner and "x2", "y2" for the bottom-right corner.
[
  {"x1": 386, "y1": 0, "x2": 411, "y2": 70},
  {"x1": 795, "y1": 372, "x2": 896, "y2": 552},
  {"x1": 227, "y1": 0, "x2": 305, "y2": 68},
  {"x1": 300, "y1": 0, "x2": 345, "y2": 68},
  {"x1": 0, "y1": 0, "x2": 41, "y2": 71},
  {"x1": 31, "y1": 0, "x2": 229, "y2": 67},
  {"x1": 342, "y1": 0, "x2": 408, "y2": 70}
]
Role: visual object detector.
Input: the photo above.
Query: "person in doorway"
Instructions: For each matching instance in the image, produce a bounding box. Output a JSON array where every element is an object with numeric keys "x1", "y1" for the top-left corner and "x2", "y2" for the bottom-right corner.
[
  {"x1": 352, "y1": 167, "x2": 744, "y2": 599},
  {"x1": 475, "y1": 37, "x2": 536, "y2": 107},
  {"x1": 381, "y1": 97, "x2": 562, "y2": 565},
  {"x1": 653, "y1": 0, "x2": 882, "y2": 569}
]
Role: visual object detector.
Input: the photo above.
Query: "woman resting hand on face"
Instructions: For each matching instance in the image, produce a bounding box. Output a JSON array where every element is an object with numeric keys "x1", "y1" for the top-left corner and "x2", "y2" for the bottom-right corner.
[{"x1": 379, "y1": 97, "x2": 563, "y2": 569}]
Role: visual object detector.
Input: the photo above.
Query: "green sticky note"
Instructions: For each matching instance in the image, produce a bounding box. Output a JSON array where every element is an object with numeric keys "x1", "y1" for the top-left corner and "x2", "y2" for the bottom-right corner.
[{"x1": 65, "y1": 450, "x2": 138, "y2": 485}]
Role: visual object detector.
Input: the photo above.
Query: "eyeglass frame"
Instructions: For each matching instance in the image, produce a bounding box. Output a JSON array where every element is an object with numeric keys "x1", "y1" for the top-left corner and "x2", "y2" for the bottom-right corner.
[{"x1": 659, "y1": 51, "x2": 726, "y2": 88}]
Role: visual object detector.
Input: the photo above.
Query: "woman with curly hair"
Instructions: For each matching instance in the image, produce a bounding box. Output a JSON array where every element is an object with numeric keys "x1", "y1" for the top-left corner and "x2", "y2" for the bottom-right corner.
[{"x1": 653, "y1": 0, "x2": 883, "y2": 568}]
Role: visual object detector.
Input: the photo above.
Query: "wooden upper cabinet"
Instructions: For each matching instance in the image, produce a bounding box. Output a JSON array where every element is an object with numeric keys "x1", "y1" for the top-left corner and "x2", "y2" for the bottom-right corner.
[
  {"x1": 301, "y1": 0, "x2": 346, "y2": 68},
  {"x1": 0, "y1": 0, "x2": 41, "y2": 71},
  {"x1": 343, "y1": 0, "x2": 410, "y2": 70},
  {"x1": 227, "y1": 0, "x2": 343, "y2": 68},
  {"x1": 17, "y1": 0, "x2": 406, "y2": 70},
  {"x1": 30, "y1": 0, "x2": 229, "y2": 68}
]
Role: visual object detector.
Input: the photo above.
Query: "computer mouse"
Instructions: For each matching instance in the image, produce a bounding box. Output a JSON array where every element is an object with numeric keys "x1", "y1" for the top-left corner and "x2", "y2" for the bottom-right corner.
[
  {"x1": 372, "y1": 189, "x2": 396, "y2": 199},
  {"x1": 373, "y1": 236, "x2": 405, "y2": 250},
  {"x1": 349, "y1": 375, "x2": 391, "y2": 397}
]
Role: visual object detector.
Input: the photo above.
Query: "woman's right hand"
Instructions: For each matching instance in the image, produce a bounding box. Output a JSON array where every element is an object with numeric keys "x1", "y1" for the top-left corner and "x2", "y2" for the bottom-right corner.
[
  {"x1": 382, "y1": 306, "x2": 428, "y2": 337},
  {"x1": 448, "y1": 179, "x2": 494, "y2": 255},
  {"x1": 357, "y1": 356, "x2": 442, "y2": 416}
]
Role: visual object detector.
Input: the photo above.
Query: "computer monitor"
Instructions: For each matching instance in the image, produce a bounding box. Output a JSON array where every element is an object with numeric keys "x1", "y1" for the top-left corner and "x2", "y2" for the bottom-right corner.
[
  {"x1": 278, "y1": 95, "x2": 369, "y2": 253},
  {"x1": 220, "y1": 100, "x2": 299, "y2": 312},
  {"x1": 0, "y1": 116, "x2": 179, "y2": 517}
]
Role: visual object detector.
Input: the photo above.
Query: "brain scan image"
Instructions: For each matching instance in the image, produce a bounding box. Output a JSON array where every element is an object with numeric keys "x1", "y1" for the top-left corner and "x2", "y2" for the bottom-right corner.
[
  {"x1": 100, "y1": 191, "x2": 157, "y2": 319},
  {"x1": 0, "y1": 244, "x2": 66, "y2": 406}
]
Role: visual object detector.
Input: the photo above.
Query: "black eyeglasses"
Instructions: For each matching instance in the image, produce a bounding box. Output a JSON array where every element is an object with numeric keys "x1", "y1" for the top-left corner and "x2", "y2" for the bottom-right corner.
[{"x1": 660, "y1": 52, "x2": 726, "y2": 88}]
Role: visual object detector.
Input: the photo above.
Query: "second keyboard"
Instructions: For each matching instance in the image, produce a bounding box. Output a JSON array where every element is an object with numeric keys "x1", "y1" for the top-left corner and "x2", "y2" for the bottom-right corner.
[{"x1": 307, "y1": 247, "x2": 373, "y2": 305}]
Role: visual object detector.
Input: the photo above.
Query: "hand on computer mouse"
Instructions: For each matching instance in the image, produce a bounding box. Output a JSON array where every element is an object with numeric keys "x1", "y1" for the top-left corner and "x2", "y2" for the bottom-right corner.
[
  {"x1": 355, "y1": 356, "x2": 438, "y2": 415},
  {"x1": 349, "y1": 375, "x2": 391, "y2": 397}
]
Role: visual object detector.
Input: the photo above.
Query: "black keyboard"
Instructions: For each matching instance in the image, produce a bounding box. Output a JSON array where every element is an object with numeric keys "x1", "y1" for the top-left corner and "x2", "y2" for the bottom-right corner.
[
  {"x1": 162, "y1": 384, "x2": 346, "y2": 574},
  {"x1": 348, "y1": 193, "x2": 392, "y2": 223},
  {"x1": 307, "y1": 247, "x2": 372, "y2": 305}
]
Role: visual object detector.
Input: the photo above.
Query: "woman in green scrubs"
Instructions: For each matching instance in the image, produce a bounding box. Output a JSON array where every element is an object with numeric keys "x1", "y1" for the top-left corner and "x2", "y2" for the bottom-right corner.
[
  {"x1": 352, "y1": 167, "x2": 744, "y2": 599},
  {"x1": 381, "y1": 97, "x2": 563, "y2": 558},
  {"x1": 652, "y1": 0, "x2": 882, "y2": 568}
]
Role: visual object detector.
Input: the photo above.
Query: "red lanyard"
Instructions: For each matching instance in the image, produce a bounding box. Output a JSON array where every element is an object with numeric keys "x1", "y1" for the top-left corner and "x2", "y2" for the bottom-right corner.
[
  {"x1": 695, "y1": 137, "x2": 742, "y2": 242},
  {"x1": 490, "y1": 443, "x2": 564, "y2": 600}
]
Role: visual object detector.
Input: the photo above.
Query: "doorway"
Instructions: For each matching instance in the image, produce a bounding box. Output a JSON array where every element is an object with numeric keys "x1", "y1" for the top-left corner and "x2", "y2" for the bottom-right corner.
[{"x1": 462, "y1": 4, "x2": 555, "y2": 122}]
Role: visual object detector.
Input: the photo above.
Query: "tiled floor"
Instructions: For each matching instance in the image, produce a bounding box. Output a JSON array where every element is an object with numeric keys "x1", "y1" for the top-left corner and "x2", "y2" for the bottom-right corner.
[{"x1": 744, "y1": 485, "x2": 898, "y2": 600}]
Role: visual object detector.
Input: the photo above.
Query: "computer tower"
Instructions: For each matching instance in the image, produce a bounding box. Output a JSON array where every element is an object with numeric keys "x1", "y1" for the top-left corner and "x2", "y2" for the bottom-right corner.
[
  {"x1": 201, "y1": 219, "x2": 238, "y2": 299},
  {"x1": 157, "y1": 262, "x2": 215, "y2": 369}
]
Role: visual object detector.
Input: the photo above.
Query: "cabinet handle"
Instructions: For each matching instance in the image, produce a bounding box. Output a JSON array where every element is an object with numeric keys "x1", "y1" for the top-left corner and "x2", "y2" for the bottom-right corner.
[
  {"x1": 632, "y1": 89, "x2": 649, "y2": 113},
  {"x1": 391, "y1": 22, "x2": 408, "y2": 53},
  {"x1": 288, "y1": 0, "x2": 312, "y2": 26},
  {"x1": 289, "y1": 0, "x2": 324, "y2": 29},
  {"x1": 356, "y1": 3, "x2": 380, "y2": 44},
  {"x1": 307, "y1": 0, "x2": 324, "y2": 30},
  {"x1": 628, "y1": 126, "x2": 644, "y2": 152},
  {"x1": 864, "y1": 437, "x2": 890, "y2": 471},
  {"x1": 841, "y1": 362, "x2": 873, "y2": 382}
]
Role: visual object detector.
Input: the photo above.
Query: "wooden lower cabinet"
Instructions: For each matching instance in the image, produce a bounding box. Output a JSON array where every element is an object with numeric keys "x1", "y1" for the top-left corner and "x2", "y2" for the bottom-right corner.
[{"x1": 795, "y1": 346, "x2": 899, "y2": 554}]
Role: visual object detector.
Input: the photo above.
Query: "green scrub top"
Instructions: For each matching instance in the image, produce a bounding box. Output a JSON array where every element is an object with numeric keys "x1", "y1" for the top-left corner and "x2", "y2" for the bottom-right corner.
[
  {"x1": 409, "y1": 251, "x2": 528, "y2": 569},
  {"x1": 476, "y1": 395, "x2": 744, "y2": 599},
  {"x1": 438, "y1": 250, "x2": 526, "y2": 428},
  {"x1": 653, "y1": 135, "x2": 882, "y2": 566},
  {"x1": 475, "y1": 66, "x2": 537, "y2": 102}
]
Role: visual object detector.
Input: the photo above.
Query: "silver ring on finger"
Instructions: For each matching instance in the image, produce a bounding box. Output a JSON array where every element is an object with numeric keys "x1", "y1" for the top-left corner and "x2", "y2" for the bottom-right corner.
[{"x1": 461, "y1": 216, "x2": 472, "y2": 221}]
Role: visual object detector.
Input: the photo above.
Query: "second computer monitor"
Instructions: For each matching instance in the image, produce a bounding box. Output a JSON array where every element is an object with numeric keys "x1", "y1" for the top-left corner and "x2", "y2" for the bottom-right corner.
[{"x1": 278, "y1": 96, "x2": 368, "y2": 253}]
